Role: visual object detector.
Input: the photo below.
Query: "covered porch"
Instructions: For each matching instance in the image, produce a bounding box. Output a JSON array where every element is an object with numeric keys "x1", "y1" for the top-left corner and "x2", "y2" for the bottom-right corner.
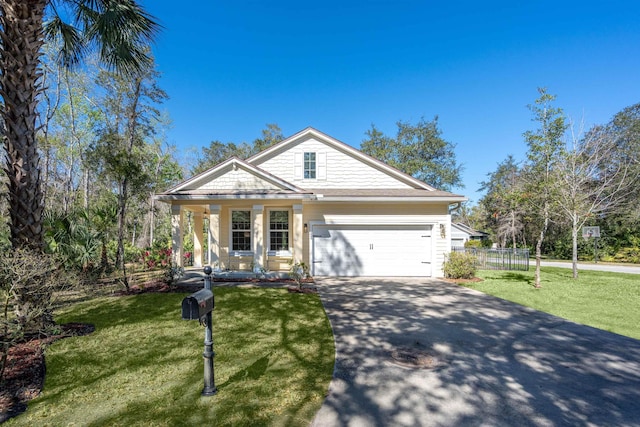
[{"x1": 169, "y1": 202, "x2": 305, "y2": 273}]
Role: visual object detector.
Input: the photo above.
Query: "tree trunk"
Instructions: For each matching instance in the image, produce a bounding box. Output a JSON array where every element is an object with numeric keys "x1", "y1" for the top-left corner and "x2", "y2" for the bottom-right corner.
[
  {"x1": 117, "y1": 178, "x2": 129, "y2": 289},
  {"x1": 534, "y1": 232, "x2": 543, "y2": 288},
  {"x1": 149, "y1": 194, "x2": 155, "y2": 246},
  {"x1": 83, "y1": 168, "x2": 89, "y2": 210},
  {"x1": 571, "y1": 213, "x2": 579, "y2": 279},
  {"x1": 534, "y1": 203, "x2": 550, "y2": 288},
  {"x1": 511, "y1": 211, "x2": 517, "y2": 252},
  {"x1": 0, "y1": 0, "x2": 48, "y2": 251},
  {"x1": 115, "y1": 77, "x2": 142, "y2": 289}
]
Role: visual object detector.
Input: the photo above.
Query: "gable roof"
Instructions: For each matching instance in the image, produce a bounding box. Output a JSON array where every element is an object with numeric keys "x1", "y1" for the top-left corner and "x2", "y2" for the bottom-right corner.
[
  {"x1": 247, "y1": 127, "x2": 437, "y2": 191},
  {"x1": 157, "y1": 128, "x2": 467, "y2": 204},
  {"x1": 159, "y1": 157, "x2": 309, "y2": 198},
  {"x1": 452, "y1": 223, "x2": 489, "y2": 238}
]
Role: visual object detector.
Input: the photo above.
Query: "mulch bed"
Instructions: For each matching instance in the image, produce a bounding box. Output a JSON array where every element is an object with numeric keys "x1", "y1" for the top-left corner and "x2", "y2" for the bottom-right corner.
[
  {"x1": 112, "y1": 280, "x2": 184, "y2": 296},
  {"x1": 0, "y1": 323, "x2": 95, "y2": 422}
]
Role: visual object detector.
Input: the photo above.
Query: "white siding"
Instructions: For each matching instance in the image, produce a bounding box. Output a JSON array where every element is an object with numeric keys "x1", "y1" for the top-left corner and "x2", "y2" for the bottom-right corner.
[
  {"x1": 255, "y1": 137, "x2": 412, "y2": 189},
  {"x1": 194, "y1": 168, "x2": 280, "y2": 191}
]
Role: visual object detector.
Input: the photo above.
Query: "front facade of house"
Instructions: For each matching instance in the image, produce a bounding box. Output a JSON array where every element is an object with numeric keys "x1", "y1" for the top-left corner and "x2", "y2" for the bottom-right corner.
[{"x1": 156, "y1": 128, "x2": 466, "y2": 277}]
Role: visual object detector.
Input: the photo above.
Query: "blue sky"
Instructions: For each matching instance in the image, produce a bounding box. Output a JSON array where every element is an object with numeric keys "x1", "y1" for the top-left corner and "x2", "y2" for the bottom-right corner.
[{"x1": 141, "y1": 0, "x2": 640, "y2": 203}]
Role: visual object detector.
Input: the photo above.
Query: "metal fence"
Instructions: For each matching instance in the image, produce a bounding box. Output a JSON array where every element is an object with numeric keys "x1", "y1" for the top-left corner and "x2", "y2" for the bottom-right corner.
[{"x1": 452, "y1": 247, "x2": 530, "y2": 271}]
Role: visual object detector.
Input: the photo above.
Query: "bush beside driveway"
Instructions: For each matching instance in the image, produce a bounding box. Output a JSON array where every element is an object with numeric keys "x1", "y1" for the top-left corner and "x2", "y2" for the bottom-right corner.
[{"x1": 312, "y1": 278, "x2": 640, "y2": 427}]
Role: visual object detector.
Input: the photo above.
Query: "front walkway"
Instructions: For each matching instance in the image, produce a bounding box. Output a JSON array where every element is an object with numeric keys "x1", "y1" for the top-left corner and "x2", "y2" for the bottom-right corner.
[{"x1": 312, "y1": 278, "x2": 640, "y2": 426}]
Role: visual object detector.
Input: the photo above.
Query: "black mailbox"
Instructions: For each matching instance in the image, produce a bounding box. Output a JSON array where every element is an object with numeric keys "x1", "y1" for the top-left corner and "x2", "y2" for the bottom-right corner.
[{"x1": 181, "y1": 289, "x2": 214, "y2": 320}]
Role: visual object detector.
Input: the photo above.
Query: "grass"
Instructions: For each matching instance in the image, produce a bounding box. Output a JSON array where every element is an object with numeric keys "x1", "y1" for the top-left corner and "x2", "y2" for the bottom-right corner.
[
  {"x1": 463, "y1": 267, "x2": 640, "y2": 340},
  {"x1": 7, "y1": 288, "x2": 335, "y2": 427}
]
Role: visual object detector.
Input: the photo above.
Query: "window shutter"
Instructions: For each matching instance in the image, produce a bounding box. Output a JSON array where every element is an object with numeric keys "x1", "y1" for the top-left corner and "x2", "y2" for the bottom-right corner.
[
  {"x1": 294, "y1": 152, "x2": 302, "y2": 179},
  {"x1": 317, "y1": 152, "x2": 327, "y2": 180}
]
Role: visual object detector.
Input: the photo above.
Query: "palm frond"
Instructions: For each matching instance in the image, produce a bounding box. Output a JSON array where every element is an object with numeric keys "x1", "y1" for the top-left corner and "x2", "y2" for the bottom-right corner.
[
  {"x1": 45, "y1": 0, "x2": 161, "y2": 75},
  {"x1": 78, "y1": 0, "x2": 161, "y2": 76},
  {"x1": 43, "y1": 15, "x2": 86, "y2": 68}
]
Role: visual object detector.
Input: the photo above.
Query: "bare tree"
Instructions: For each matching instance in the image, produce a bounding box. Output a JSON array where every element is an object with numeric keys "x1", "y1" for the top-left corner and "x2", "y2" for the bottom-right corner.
[
  {"x1": 556, "y1": 121, "x2": 637, "y2": 278},
  {"x1": 523, "y1": 88, "x2": 567, "y2": 288}
]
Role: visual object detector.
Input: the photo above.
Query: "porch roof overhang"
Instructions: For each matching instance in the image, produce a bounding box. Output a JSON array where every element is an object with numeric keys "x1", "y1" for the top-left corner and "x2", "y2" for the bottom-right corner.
[
  {"x1": 155, "y1": 189, "x2": 312, "y2": 202},
  {"x1": 155, "y1": 188, "x2": 467, "y2": 204},
  {"x1": 304, "y1": 188, "x2": 467, "y2": 203}
]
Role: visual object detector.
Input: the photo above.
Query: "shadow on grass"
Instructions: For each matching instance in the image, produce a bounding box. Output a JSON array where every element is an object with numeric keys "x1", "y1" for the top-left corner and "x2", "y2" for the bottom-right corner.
[
  {"x1": 11, "y1": 289, "x2": 333, "y2": 427},
  {"x1": 218, "y1": 352, "x2": 272, "y2": 389},
  {"x1": 478, "y1": 271, "x2": 534, "y2": 286},
  {"x1": 501, "y1": 272, "x2": 534, "y2": 285}
]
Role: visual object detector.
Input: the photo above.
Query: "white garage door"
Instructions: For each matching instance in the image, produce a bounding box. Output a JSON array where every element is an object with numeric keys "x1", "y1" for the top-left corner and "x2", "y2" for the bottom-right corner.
[{"x1": 312, "y1": 224, "x2": 432, "y2": 277}]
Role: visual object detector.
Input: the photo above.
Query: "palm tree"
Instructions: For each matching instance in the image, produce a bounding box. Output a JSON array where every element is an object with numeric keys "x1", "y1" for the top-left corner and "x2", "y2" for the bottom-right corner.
[
  {"x1": 0, "y1": 0, "x2": 159, "y2": 251},
  {"x1": 90, "y1": 202, "x2": 118, "y2": 273}
]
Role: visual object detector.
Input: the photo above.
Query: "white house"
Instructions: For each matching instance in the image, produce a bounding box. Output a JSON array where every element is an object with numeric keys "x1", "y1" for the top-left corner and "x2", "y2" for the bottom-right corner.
[
  {"x1": 156, "y1": 128, "x2": 466, "y2": 277},
  {"x1": 451, "y1": 223, "x2": 489, "y2": 248}
]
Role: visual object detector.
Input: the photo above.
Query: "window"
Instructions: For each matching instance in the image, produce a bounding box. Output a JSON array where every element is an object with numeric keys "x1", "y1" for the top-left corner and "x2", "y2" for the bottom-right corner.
[
  {"x1": 304, "y1": 152, "x2": 316, "y2": 179},
  {"x1": 269, "y1": 211, "x2": 289, "y2": 252},
  {"x1": 231, "y1": 210, "x2": 251, "y2": 251}
]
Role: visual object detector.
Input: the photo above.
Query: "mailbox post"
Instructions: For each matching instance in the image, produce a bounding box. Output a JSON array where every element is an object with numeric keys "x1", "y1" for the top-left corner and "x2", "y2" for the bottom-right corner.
[
  {"x1": 181, "y1": 266, "x2": 217, "y2": 396},
  {"x1": 201, "y1": 265, "x2": 216, "y2": 396}
]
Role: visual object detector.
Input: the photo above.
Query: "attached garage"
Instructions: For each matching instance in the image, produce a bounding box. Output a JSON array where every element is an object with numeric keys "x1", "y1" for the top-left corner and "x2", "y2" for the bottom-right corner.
[{"x1": 311, "y1": 224, "x2": 433, "y2": 277}]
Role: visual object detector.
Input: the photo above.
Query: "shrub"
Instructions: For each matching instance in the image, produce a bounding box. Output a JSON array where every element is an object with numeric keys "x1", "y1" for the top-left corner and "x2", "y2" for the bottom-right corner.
[
  {"x1": 604, "y1": 246, "x2": 640, "y2": 264},
  {"x1": 163, "y1": 264, "x2": 184, "y2": 285},
  {"x1": 107, "y1": 240, "x2": 143, "y2": 264},
  {"x1": 142, "y1": 246, "x2": 172, "y2": 270},
  {"x1": 464, "y1": 240, "x2": 483, "y2": 248},
  {"x1": 288, "y1": 260, "x2": 310, "y2": 289},
  {"x1": 0, "y1": 249, "x2": 76, "y2": 379},
  {"x1": 443, "y1": 251, "x2": 477, "y2": 279}
]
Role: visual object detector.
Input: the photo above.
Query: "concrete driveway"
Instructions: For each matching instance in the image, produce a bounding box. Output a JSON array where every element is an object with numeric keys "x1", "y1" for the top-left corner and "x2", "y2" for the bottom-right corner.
[{"x1": 311, "y1": 278, "x2": 640, "y2": 426}]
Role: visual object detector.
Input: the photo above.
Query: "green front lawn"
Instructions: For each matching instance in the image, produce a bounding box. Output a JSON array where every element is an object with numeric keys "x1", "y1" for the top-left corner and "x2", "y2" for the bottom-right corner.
[
  {"x1": 464, "y1": 267, "x2": 640, "y2": 339},
  {"x1": 8, "y1": 288, "x2": 335, "y2": 426}
]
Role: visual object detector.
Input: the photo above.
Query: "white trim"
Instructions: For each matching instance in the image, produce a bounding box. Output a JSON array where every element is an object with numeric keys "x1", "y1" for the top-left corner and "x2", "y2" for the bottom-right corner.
[
  {"x1": 266, "y1": 208, "x2": 293, "y2": 256},
  {"x1": 303, "y1": 151, "x2": 317, "y2": 179},
  {"x1": 305, "y1": 196, "x2": 467, "y2": 203},
  {"x1": 229, "y1": 208, "x2": 253, "y2": 254},
  {"x1": 165, "y1": 157, "x2": 305, "y2": 194},
  {"x1": 155, "y1": 194, "x2": 310, "y2": 201}
]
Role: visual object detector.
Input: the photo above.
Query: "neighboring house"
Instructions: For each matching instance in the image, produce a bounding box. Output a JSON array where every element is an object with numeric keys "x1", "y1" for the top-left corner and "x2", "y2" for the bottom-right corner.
[
  {"x1": 451, "y1": 222, "x2": 489, "y2": 248},
  {"x1": 156, "y1": 127, "x2": 466, "y2": 277}
]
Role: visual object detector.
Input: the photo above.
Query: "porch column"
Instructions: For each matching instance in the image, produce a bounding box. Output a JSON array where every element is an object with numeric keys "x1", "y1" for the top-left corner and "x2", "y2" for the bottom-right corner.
[
  {"x1": 252, "y1": 205, "x2": 264, "y2": 270},
  {"x1": 293, "y1": 204, "x2": 303, "y2": 263},
  {"x1": 193, "y1": 212, "x2": 203, "y2": 267},
  {"x1": 208, "y1": 205, "x2": 221, "y2": 268},
  {"x1": 171, "y1": 204, "x2": 184, "y2": 267}
]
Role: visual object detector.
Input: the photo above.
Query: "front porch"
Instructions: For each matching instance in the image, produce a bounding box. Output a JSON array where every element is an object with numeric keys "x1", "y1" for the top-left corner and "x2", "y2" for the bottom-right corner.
[
  {"x1": 169, "y1": 203, "x2": 305, "y2": 273},
  {"x1": 178, "y1": 266, "x2": 294, "y2": 287}
]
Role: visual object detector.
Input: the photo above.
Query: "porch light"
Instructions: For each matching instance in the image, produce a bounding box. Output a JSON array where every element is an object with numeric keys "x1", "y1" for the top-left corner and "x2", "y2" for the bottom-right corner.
[{"x1": 304, "y1": 223, "x2": 308, "y2": 233}]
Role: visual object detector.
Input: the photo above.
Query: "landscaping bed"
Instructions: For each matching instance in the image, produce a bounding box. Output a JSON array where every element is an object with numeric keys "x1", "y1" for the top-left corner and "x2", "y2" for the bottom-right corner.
[{"x1": 0, "y1": 323, "x2": 94, "y2": 422}]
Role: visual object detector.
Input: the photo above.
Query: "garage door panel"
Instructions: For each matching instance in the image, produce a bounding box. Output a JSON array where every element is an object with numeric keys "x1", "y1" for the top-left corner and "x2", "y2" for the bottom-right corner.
[
  {"x1": 314, "y1": 230, "x2": 365, "y2": 276},
  {"x1": 312, "y1": 225, "x2": 432, "y2": 277}
]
